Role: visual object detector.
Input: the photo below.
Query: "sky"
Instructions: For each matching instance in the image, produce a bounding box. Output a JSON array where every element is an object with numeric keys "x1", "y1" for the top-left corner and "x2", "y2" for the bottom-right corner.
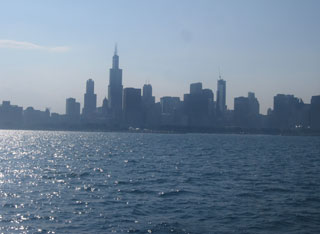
[{"x1": 0, "y1": 0, "x2": 319, "y2": 114}]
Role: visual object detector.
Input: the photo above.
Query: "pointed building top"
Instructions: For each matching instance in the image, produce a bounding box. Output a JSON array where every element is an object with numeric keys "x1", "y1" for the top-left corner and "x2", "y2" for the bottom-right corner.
[
  {"x1": 112, "y1": 43, "x2": 120, "y2": 69},
  {"x1": 114, "y1": 43, "x2": 118, "y2": 56}
]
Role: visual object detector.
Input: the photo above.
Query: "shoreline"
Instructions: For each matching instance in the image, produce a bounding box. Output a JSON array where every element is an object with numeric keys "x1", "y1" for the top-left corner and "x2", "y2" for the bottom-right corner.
[{"x1": 0, "y1": 125, "x2": 319, "y2": 136}]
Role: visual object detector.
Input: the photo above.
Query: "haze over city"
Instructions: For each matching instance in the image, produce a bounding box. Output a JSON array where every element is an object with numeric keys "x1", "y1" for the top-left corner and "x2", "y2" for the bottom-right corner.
[
  {"x1": 1, "y1": 1, "x2": 320, "y2": 233},
  {"x1": 0, "y1": 0, "x2": 319, "y2": 114}
]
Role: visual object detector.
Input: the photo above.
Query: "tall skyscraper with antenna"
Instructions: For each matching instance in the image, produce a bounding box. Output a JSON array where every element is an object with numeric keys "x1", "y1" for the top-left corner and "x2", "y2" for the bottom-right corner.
[{"x1": 108, "y1": 45, "x2": 123, "y2": 120}]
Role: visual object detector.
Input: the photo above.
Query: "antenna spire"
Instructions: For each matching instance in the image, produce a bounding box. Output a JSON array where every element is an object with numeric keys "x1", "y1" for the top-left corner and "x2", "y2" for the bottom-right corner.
[{"x1": 114, "y1": 43, "x2": 118, "y2": 55}]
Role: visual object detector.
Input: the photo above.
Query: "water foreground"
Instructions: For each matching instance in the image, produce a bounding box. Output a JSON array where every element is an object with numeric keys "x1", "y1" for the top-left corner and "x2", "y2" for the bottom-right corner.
[{"x1": 0, "y1": 130, "x2": 319, "y2": 233}]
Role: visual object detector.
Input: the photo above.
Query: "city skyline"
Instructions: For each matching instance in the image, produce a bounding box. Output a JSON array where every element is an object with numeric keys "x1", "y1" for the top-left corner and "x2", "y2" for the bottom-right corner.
[
  {"x1": 0, "y1": 43, "x2": 319, "y2": 131},
  {"x1": 1, "y1": 45, "x2": 318, "y2": 116},
  {"x1": 0, "y1": 0, "x2": 319, "y2": 114}
]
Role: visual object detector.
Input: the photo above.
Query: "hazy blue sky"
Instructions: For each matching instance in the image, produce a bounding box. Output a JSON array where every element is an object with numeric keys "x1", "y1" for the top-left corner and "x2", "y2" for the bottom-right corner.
[{"x1": 0, "y1": 0, "x2": 319, "y2": 114}]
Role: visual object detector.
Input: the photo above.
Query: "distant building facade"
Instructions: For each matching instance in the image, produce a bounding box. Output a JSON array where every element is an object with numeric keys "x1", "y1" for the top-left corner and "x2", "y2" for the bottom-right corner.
[
  {"x1": 142, "y1": 84, "x2": 153, "y2": 100},
  {"x1": 83, "y1": 79, "x2": 97, "y2": 119},
  {"x1": 66, "y1": 98, "x2": 80, "y2": 122},
  {"x1": 123, "y1": 88, "x2": 142, "y2": 127},
  {"x1": 160, "y1": 96, "x2": 182, "y2": 126},
  {"x1": 272, "y1": 94, "x2": 308, "y2": 129},
  {"x1": 190, "y1": 82, "x2": 202, "y2": 94},
  {"x1": 0, "y1": 101, "x2": 23, "y2": 128},
  {"x1": 184, "y1": 82, "x2": 213, "y2": 127},
  {"x1": 24, "y1": 107, "x2": 50, "y2": 126},
  {"x1": 234, "y1": 92, "x2": 260, "y2": 128},
  {"x1": 160, "y1": 97, "x2": 181, "y2": 114},
  {"x1": 216, "y1": 77, "x2": 226, "y2": 114},
  {"x1": 310, "y1": 95, "x2": 320, "y2": 129},
  {"x1": 141, "y1": 84, "x2": 158, "y2": 127}
]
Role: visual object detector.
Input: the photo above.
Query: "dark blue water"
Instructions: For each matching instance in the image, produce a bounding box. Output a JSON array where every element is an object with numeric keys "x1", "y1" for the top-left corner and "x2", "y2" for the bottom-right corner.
[{"x1": 0, "y1": 131, "x2": 320, "y2": 233}]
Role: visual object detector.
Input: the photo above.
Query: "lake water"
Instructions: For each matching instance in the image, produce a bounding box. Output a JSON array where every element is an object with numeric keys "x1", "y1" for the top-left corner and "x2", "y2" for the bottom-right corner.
[{"x1": 0, "y1": 130, "x2": 319, "y2": 233}]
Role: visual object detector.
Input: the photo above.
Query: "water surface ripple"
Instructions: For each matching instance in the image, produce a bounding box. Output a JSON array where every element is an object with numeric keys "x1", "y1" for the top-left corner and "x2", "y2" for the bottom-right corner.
[{"x1": 0, "y1": 130, "x2": 319, "y2": 233}]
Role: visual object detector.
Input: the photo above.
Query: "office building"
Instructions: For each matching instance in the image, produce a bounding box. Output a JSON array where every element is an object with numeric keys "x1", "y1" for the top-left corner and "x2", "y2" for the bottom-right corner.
[
  {"x1": 0, "y1": 101, "x2": 23, "y2": 127},
  {"x1": 66, "y1": 98, "x2": 80, "y2": 122},
  {"x1": 142, "y1": 84, "x2": 155, "y2": 107},
  {"x1": 184, "y1": 83, "x2": 213, "y2": 127},
  {"x1": 83, "y1": 79, "x2": 97, "y2": 118},
  {"x1": 108, "y1": 45, "x2": 123, "y2": 121},
  {"x1": 234, "y1": 92, "x2": 260, "y2": 128},
  {"x1": 310, "y1": 95, "x2": 320, "y2": 129},
  {"x1": 273, "y1": 94, "x2": 303, "y2": 129},
  {"x1": 160, "y1": 97, "x2": 181, "y2": 114},
  {"x1": 190, "y1": 82, "x2": 202, "y2": 94},
  {"x1": 216, "y1": 77, "x2": 226, "y2": 114},
  {"x1": 123, "y1": 88, "x2": 142, "y2": 127}
]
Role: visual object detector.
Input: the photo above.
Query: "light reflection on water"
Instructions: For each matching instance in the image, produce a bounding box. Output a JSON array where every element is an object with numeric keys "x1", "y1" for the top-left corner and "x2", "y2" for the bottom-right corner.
[{"x1": 0, "y1": 130, "x2": 320, "y2": 233}]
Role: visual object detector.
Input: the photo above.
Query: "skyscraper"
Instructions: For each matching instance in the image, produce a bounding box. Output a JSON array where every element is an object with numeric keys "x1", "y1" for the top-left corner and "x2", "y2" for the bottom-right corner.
[
  {"x1": 83, "y1": 79, "x2": 97, "y2": 118},
  {"x1": 184, "y1": 83, "x2": 213, "y2": 127},
  {"x1": 123, "y1": 88, "x2": 142, "y2": 127},
  {"x1": 160, "y1": 97, "x2": 181, "y2": 114},
  {"x1": 0, "y1": 101, "x2": 23, "y2": 127},
  {"x1": 108, "y1": 45, "x2": 123, "y2": 120},
  {"x1": 142, "y1": 84, "x2": 155, "y2": 107},
  {"x1": 66, "y1": 98, "x2": 80, "y2": 122},
  {"x1": 143, "y1": 84, "x2": 152, "y2": 99},
  {"x1": 273, "y1": 94, "x2": 304, "y2": 129},
  {"x1": 247, "y1": 92, "x2": 259, "y2": 116},
  {"x1": 310, "y1": 95, "x2": 320, "y2": 129},
  {"x1": 190, "y1": 82, "x2": 202, "y2": 94},
  {"x1": 141, "y1": 83, "x2": 158, "y2": 127},
  {"x1": 234, "y1": 92, "x2": 260, "y2": 128},
  {"x1": 216, "y1": 76, "x2": 226, "y2": 114}
]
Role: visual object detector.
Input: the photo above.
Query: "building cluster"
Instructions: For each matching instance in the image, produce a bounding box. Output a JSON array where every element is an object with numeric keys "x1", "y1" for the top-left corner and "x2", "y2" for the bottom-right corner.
[{"x1": 0, "y1": 47, "x2": 319, "y2": 131}]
